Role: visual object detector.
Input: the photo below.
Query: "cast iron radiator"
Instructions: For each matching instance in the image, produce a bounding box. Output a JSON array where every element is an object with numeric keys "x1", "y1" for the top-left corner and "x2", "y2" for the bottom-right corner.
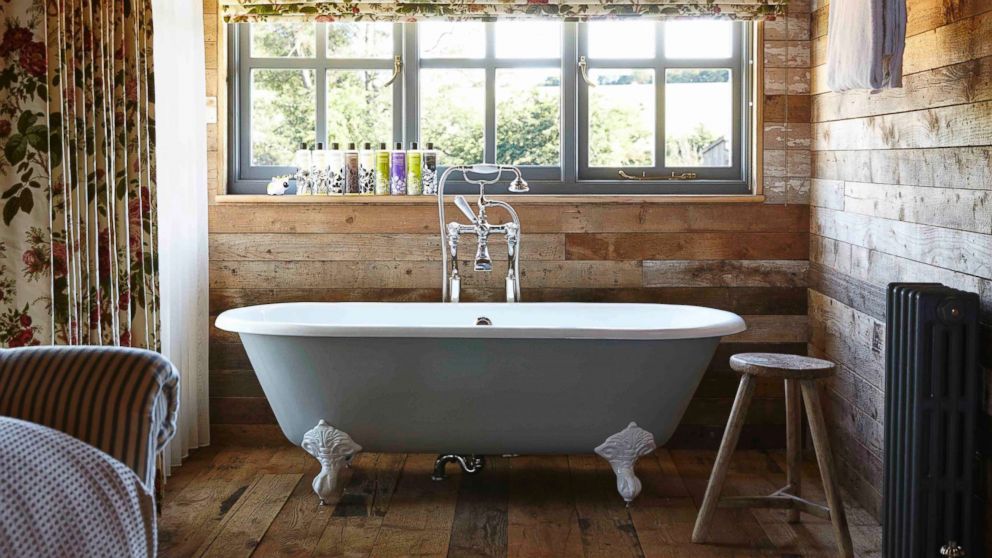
[{"x1": 884, "y1": 284, "x2": 984, "y2": 557}]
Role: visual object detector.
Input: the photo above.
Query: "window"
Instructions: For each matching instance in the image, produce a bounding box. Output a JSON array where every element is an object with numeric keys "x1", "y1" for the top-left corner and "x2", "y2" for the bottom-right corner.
[{"x1": 228, "y1": 21, "x2": 753, "y2": 194}]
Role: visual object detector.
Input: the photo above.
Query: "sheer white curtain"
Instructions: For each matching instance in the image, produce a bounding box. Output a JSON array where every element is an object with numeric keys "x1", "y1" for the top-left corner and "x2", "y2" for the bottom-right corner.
[{"x1": 153, "y1": 0, "x2": 211, "y2": 472}]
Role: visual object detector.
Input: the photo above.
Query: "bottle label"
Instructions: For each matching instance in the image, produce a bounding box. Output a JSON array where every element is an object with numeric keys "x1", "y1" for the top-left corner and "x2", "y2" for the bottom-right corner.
[
  {"x1": 390, "y1": 152, "x2": 407, "y2": 195},
  {"x1": 423, "y1": 153, "x2": 437, "y2": 196},
  {"x1": 407, "y1": 152, "x2": 423, "y2": 195},
  {"x1": 375, "y1": 151, "x2": 390, "y2": 195},
  {"x1": 345, "y1": 154, "x2": 360, "y2": 194},
  {"x1": 359, "y1": 154, "x2": 375, "y2": 195}
]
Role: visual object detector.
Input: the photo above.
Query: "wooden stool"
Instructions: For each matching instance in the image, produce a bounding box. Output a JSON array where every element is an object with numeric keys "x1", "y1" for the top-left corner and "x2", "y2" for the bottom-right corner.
[{"x1": 691, "y1": 353, "x2": 854, "y2": 558}]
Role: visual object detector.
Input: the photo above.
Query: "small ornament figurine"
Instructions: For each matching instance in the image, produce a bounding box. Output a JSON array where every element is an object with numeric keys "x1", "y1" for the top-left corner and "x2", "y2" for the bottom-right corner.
[{"x1": 266, "y1": 175, "x2": 291, "y2": 196}]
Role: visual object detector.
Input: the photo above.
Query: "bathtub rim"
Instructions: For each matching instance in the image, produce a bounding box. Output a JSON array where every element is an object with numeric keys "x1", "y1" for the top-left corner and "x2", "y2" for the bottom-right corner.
[{"x1": 215, "y1": 302, "x2": 747, "y2": 341}]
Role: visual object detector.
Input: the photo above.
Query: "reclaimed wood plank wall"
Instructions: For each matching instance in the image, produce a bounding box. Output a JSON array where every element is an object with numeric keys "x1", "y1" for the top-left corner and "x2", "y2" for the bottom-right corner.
[
  {"x1": 809, "y1": 0, "x2": 992, "y2": 521},
  {"x1": 202, "y1": 2, "x2": 813, "y2": 448}
]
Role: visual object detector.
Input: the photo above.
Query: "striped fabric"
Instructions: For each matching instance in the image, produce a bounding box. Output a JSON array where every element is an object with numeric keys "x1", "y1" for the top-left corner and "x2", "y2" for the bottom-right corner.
[{"x1": 0, "y1": 347, "x2": 180, "y2": 491}]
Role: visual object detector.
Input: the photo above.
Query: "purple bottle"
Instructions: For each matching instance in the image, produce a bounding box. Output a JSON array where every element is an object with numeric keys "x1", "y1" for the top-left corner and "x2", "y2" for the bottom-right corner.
[{"x1": 390, "y1": 141, "x2": 407, "y2": 196}]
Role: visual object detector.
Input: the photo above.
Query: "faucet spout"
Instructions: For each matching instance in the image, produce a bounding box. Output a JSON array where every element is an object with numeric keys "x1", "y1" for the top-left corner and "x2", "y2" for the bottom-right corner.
[
  {"x1": 474, "y1": 231, "x2": 493, "y2": 272},
  {"x1": 438, "y1": 164, "x2": 527, "y2": 303}
]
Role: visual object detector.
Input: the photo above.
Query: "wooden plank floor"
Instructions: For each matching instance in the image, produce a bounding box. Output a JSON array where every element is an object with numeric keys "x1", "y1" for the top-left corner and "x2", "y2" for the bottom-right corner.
[{"x1": 159, "y1": 447, "x2": 881, "y2": 558}]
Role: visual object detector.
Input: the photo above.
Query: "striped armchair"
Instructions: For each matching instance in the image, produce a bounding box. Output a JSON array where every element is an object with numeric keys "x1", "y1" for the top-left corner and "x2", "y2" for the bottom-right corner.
[{"x1": 0, "y1": 346, "x2": 180, "y2": 490}]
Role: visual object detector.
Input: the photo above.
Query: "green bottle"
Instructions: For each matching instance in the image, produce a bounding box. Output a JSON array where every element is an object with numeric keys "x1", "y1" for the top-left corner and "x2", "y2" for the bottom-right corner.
[
  {"x1": 374, "y1": 142, "x2": 390, "y2": 196},
  {"x1": 406, "y1": 142, "x2": 423, "y2": 196}
]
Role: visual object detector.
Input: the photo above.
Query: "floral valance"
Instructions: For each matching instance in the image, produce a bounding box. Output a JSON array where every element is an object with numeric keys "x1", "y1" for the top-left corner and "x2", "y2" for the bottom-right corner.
[{"x1": 221, "y1": 0, "x2": 787, "y2": 22}]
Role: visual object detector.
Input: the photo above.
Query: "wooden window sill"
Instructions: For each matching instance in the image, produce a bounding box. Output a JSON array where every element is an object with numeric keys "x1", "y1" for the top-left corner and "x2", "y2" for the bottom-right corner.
[{"x1": 214, "y1": 194, "x2": 766, "y2": 205}]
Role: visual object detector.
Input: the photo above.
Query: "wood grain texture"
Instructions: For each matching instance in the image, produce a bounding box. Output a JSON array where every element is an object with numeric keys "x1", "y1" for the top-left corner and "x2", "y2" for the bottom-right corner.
[
  {"x1": 210, "y1": 233, "x2": 566, "y2": 261},
  {"x1": 447, "y1": 457, "x2": 509, "y2": 558},
  {"x1": 569, "y1": 455, "x2": 644, "y2": 557},
  {"x1": 642, "y1": 260, "x2": 808, "y2": 287},
  {"x1": 564, "y1": 232, "x2": 808, "y2": 260},
  {"x1": 162, "y1": 448, "x2": 880, "y2": 557},
  {"x1": 813, "y1": 100, "x2": 992, "y2": 151},
  {"x1": 811, "y1": 206, "x2": 992, "y2": 278},
  {"x1": 195, "y1": 473, "x2": 301, "y2": 558},
  {"x1": 811, "y1": 0, "x2": 992, "y2": 524},
  {"x1": 507, "y1": 455, "x2": 584, "y2": 557},
  {"x1": 368, "y1": 453, "x2": 461, "y2": 557},
  {"x1": 814, "y1": 55, "x2": 992, "y2": 122},
  {"x1": 208, "y1": 203, "x2": 809, "y2": 234},
  {"x1": 813, "y1": 147, "x2": 992, "y2": 190}
]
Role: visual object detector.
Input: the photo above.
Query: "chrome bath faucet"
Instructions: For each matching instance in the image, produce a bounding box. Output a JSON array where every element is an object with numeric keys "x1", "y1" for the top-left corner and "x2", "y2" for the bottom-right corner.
[{"x1": 437, "y1": 164, "x2": 529, "y2": 303}]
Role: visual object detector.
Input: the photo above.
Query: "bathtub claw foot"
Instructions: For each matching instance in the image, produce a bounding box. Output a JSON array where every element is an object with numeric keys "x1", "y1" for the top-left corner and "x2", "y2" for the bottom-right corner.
[
  {"x1": 302, "y1": 420, "x2": 362, "y2": 505},
  {"x1": 432, "y1": 454, "x2": 485, "y2": 481},
  {"x1": 595, "y1": 422, "x2": 657, "y2": 505}
]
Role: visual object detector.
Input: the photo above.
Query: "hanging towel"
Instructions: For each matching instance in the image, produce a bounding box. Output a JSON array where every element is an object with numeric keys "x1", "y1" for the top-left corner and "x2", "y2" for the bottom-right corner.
[{"x1": 826, "y1": 0, "x2": 906, "y2": 91}]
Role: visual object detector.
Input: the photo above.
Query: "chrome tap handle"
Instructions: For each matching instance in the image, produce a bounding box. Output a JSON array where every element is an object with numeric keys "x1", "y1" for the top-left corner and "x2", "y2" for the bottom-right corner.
[{"x1": 453, "y1": 196, "x2": 479, "y2": 225}]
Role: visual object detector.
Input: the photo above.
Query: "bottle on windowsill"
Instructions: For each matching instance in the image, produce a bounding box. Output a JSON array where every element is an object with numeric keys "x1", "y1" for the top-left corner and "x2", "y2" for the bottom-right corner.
[
  {"x1": 344, "y1": 142, "x2": 360, "y2": 194},
  {"x1": 374, "y1": 142, "x2": 390, "y2": 196},
  {"x1": 312, "y1": 142, "x2": 329, "y2": 195},
  {"x1": 359, "y1": 142, "x2": 375, "y2": 195},
  {"x1": 390, "y1": 142, "x2": 406, "y2": 196},
  {"x1": 294, "y1": 142, "x2": 312, "y2": 195},
  {"x1": 326, "y1": 142, "x2": 344, "y2": 195},
  {"x1": 423, "y1": 142, "x2": 438, "y2": 196},
  {"x1": 406, "y1": 142, "x2": 423, "y2": 196}
]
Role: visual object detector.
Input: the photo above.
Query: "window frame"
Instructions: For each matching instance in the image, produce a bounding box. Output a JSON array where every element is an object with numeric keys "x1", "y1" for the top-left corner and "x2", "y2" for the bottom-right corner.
[
  {"x1": 576, "y1": 22, "x2": 747, "y2": 183},
  {"x1": 227, "y1": 21, "x2": 754, "y2": 195}
]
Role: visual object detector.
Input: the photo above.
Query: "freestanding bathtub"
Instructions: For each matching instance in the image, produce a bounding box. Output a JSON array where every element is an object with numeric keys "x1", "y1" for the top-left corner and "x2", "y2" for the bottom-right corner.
[{"x1": 215, "y1": 302, "x2": 746, "y2": 504}]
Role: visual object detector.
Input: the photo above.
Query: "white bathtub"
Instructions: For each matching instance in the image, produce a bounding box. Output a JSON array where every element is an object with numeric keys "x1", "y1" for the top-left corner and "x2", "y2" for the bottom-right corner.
[{"x1": 216, "y1": 302, "x2": 745, "y2": 502}]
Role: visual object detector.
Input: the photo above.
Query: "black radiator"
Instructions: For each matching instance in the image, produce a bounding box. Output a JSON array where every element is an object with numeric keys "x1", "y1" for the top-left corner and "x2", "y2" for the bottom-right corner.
[{"x1": 884, "y1": 284, "x2": 984, "y2": 558}]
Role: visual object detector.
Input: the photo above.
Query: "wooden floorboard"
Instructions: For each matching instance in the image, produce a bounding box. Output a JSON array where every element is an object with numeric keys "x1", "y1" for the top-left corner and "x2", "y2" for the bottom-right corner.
[
  {"x1": 446, "y1": 456, "x2": 509, "y2": 558},
  {"x1": 160, "y1": 447, "x2": 881, "y2": 558}
]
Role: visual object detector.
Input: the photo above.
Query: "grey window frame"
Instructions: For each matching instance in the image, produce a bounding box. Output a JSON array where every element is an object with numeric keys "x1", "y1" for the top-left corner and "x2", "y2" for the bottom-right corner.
[
  {"x1": 577, "y1": 22, "x2": 748, "y2": 185},
  {"x1": 228, "y1": 22, "x2": 404, "y2": 188},
  {"x1": 227, "y1": 21, "x2": 753, "y2": 195}
]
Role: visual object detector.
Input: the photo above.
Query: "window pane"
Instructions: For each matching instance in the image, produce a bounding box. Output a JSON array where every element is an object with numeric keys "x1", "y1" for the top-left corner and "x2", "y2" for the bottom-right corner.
[
  {"x1": 588, "y1": 22, "x2": 654, "y2": 58},
  {"x1": 496, "y1": 69, "x2": 560, "y2": 166},
  {"x1": 327, "y1": 23, "x2": 393, "y2": 58},
  {"x1": 250, "y1": 22, "x2": 315, "y2": 58},
  {"x1": 419, "y1": 22, "x2": 485, "y2": 58},
  {"x1": 327, "y1": 70, "x2": 393, "y2": 147},
  {"x1": 588, "y1": 69, "x2": 654, "y2": 167},
  {"x1": 495, "y1": 22, "x2": 561, "y2": 59},
  {"x1": 664, "y1": 21, "x2": 733, "y2": 59},
  {"x1": 251, "y1": 69, "x2": 316, "y2": 166},
  {"x1": 420, "y1": 69, "x2": 484, "y2": 166},
  {"x1": 665, "y1": 69, "x2": 732, "y2": 167}
]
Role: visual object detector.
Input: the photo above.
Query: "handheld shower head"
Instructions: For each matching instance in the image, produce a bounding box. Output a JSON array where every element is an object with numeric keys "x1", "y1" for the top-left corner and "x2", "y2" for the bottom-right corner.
[{"x1": 508, "y1": 175, "x2": 529, "y2": 193}]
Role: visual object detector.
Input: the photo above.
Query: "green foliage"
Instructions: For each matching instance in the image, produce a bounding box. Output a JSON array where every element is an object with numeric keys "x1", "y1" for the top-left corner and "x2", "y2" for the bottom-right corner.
[
  {"x1": 665, "y1": 69, "x2": 731, "y2": 84},
  {"x1": 251, "y1": 68, "x2": 315, "y2": 166},
  {"x1": 496, "y1": 90, "x2": 559, "y2": 166},
  {"x1": 665, "y1": 124, "x2": 720, "y2": 166},
  {"x1": 326, "y1": 70, "x2": 391, "y2": 146},
  {"x1": 247, "y1": 24, "x2": 723, "y2": 171},
  {"x1": 588, "y1": 84, "x2": 653, "y2": 167}
]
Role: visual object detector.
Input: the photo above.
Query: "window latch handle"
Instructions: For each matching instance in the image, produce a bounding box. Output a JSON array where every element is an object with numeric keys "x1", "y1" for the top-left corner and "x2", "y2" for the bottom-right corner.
[
  {"x1": 619, "y1": 171, "x2": 698, "y2": 181},
  {"x1": 578, "y1": 56, "x2": 596, "y2": 88},
  {"x1": 383, "y1": 55, "x2": 403, "y2": 87}
]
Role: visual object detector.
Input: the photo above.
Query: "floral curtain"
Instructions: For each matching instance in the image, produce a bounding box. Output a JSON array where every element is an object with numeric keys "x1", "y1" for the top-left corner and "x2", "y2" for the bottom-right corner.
[
  {"x1": 221, "y1": 0, "x2": 787, "y2": 22},
  {"x1": 0, "y1": 0, "x2": 158, "y2": 349}
]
